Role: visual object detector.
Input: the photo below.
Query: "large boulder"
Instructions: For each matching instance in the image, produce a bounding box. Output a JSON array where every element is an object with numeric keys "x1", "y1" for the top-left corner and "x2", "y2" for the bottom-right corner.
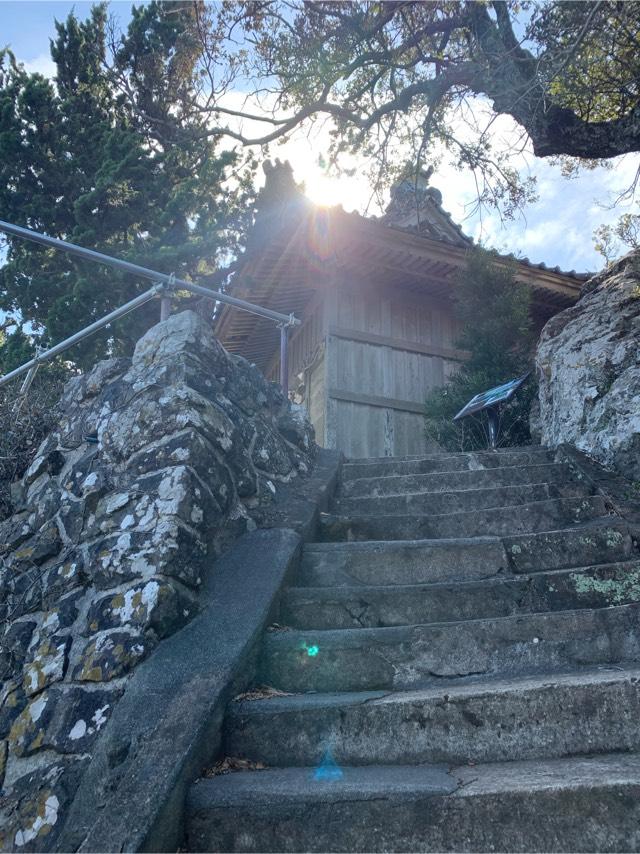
[{"x1": 535, "y1": 251, "x2": 640, "y2": 479}]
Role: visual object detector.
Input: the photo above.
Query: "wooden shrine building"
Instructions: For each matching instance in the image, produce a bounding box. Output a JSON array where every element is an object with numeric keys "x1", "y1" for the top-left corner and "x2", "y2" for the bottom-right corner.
[{"x1": 214, "y1": 161, "x2": 587, "y2": 458}]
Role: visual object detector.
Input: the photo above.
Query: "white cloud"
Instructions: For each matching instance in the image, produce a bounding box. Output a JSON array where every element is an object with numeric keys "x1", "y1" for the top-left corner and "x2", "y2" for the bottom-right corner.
[{"x1": 23, "y1": 53, "x2": 56, "y2": 79}]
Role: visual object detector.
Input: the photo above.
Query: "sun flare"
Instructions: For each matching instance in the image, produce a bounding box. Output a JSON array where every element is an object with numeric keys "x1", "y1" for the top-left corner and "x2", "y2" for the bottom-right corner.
[{"x1": 303, "y1": 173, "x2": 351, "y2": 209}]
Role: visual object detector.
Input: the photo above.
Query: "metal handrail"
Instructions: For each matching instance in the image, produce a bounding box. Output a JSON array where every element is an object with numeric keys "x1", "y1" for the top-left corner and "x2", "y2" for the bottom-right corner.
[{"x1": 0, "y1": 220, "x2": 300, "y2": 393}]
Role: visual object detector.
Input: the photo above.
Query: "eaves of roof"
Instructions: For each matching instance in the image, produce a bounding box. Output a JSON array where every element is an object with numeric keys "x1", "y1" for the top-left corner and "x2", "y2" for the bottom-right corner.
[{"x1": 214, "y1": 198, "x2": 589, "y2": 371}]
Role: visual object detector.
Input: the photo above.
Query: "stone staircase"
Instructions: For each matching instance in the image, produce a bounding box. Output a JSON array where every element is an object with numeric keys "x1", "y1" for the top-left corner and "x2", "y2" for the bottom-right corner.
[{"x1": 186, "y1": 447, "x2": 640, "y2": 852}]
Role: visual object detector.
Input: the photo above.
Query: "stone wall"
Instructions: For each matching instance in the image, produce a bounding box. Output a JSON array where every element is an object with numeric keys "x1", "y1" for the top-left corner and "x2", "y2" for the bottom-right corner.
[
  {"x1": 535, "y1": 250, "x2": 640, "y2": 480},
  {"x1": 0, "y1": 310, "x2": 314, "y2": 851}
]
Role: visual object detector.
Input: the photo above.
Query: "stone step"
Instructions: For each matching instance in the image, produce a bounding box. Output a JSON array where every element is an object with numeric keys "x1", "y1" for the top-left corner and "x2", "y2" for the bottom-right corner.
[
  {"x1": 342, "y1": 447, "x2": 554, "y2": 480},
  {"x1": 320, "y1": 496, "x2": 610, "y2": 541},
  {"x1": 186, "y1": 753, "x2": 640, "y2": 853},
  {"x1": 333, "y1": 481, "x2": 587, "y2": 517},
  {"x1": 300, "y1": 520, "x2": 634, "y2": 587},
  {"x1": 260, "y1": 602, "x2": 640, "y2": 693},
  {"x1": 224, "y1": 666, "x2": 640, "y2": 768},
  {"x1": 282, "y1": 560, "x2": 640, "y2": 630},
  {"x1": 340, "y1": 461, "x2": 577, "y2": 499}
]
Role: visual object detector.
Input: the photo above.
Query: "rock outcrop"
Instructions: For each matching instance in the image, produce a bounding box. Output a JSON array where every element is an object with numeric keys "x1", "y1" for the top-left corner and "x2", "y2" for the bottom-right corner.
[
  {"x1": 0, "y1": 310, "x2": 314, "y2": 851},
  {"x1": 535, "y1": 250, "x2": 640, "y2": 479}
]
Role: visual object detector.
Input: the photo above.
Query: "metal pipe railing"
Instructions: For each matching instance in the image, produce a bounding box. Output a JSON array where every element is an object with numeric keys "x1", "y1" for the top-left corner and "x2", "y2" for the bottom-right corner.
[
  {"x1": 0, "y1": 220, "x2": 299, "y2": 327},
  {"x1": 0, "y1": 285, "x2": 163, "y2": 387},
  {"x1": 0, "y1": 220, "x2": 300, "y2": 393}
]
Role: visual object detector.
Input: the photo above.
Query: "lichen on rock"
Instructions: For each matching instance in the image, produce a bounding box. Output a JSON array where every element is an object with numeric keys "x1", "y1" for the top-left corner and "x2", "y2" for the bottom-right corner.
[
  {"x1": 535, "y1": 250, "x2": 640, "y2": 479},
  {"x1": 0, "y1": 310, "x2": 315, "y2": 850}
]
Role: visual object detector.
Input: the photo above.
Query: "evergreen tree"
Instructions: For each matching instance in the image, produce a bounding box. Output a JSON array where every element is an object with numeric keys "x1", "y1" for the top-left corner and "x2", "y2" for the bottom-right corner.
[
  {"x1": 424, "y1": 248, "x2": 536, "y2": 451},
  {"x1": 0, "y1": 327, "x2": 36, "y2": 375},
  {"x1": 0, "y1": 2, "x2": 254, "y2": 368}
]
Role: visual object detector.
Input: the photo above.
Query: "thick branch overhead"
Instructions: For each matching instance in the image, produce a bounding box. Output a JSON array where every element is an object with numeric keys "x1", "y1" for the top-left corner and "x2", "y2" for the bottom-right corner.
[{"x1": 187, "y1": 1, "x2": 640, "y2": 169}]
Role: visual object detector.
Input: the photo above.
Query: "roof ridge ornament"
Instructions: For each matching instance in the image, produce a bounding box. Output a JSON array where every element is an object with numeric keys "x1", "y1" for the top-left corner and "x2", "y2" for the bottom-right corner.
[{"x1": 381, "y1": 165, "x2": 471, "y2": 245}]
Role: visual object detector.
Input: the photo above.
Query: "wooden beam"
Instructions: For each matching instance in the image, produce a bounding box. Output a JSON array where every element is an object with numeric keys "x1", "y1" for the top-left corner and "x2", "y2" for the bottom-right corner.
[
  {"x1": 329, "y1": 326, "x2": 469, "y2": 362},
  {"x1": 328, "y1": 387, "x2": 426, "y2": 416}
]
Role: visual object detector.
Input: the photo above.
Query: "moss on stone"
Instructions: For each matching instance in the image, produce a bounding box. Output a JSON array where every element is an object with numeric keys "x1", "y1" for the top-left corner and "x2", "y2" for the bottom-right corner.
[{"x1": 569, "y1": 568, "x2": 640, "y2": 605}]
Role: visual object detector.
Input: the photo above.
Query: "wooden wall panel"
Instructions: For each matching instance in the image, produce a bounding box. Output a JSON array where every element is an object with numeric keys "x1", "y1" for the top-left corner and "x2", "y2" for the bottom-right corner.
[
  {"x1": 336, "y1": 285, "x2": 463, "y2": 347},
  {"x1": 264, "y1": 281, "x2": 464, "y2": 457},
  {"x1": 333, "y1": 339, "x2": 454, "y2": 404},
  {"x1": 325, "y1": 284, "x2": 462, "y2": 457},
  {"x1": 393, "y1": 410, "x2": 434, "y2": 456},
  {"x1": 333, "y1": 400, "x2": 434, "y2": 458},
  {"x1": 335, "y1": 400, "x2": 388, "y2": 458}
]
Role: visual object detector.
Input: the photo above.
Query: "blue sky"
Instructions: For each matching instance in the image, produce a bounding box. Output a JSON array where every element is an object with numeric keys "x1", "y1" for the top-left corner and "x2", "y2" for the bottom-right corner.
[
  {"x1": 1, "y1": 1, "x2": 133, "y2": 64},
  {"x1": 1, "y1": 0, "x2": 638, "y2": 276}
]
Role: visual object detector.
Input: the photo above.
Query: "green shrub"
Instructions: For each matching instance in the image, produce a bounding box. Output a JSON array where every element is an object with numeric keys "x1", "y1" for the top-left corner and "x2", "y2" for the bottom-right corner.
[{"x1": 425, "y1": 248, "x2": 536, "y2": 452}]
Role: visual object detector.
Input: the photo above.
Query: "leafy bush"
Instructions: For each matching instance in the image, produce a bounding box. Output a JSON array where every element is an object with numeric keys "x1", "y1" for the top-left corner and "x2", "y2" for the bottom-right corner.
[{"x1": 425, "y1": 248, "x2": 537, "y2": 452}]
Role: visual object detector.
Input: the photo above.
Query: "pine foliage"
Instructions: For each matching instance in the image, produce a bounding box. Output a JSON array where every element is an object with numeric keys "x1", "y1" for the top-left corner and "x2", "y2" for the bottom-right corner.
[{"x1": 0, "y1": 1, "x2": 255, "y2": 368}]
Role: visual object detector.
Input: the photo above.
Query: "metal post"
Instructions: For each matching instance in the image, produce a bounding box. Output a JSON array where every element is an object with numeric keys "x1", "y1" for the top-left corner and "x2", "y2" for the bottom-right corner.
[
  {"x1": 279, "y1": 324, "x2": 289, "y2": 396},
  {"x1": 486, "y1": 406, "x2": 500, "y2": 450},
  {"x1": 160, "y1": 297, "x2": 171, "y2": 321},
  {"x1": 11, "y1": 361, "x2": 41, "y2": 415}
]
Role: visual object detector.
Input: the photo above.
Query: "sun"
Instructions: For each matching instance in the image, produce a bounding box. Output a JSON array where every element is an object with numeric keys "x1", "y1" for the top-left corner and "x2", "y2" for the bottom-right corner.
[
  {"x1": 303, "y1": 171, "x2": 350, "y2": 208},
  {"x1": 301, "y1": 166, "x2": 378, "y2": 213}
]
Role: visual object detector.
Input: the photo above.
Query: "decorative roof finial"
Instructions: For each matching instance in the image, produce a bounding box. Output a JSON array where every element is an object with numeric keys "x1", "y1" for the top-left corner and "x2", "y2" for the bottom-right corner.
[{"x1": 382, "y1": 162, "x2": 469, "y2": 244}]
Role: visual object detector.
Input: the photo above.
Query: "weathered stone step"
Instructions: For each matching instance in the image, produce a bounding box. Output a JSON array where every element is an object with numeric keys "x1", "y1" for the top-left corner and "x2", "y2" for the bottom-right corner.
[
  {"x1": 340, "y1": 461, "x2": 577, "y2": 499},
  {"x1": 282, "y1": 561, "x2": 640, "y2": 630},
  {"x1": 333, "y1": 481, "x2": 585, "y2": 517},
  {"x1": 260, "y1": 602, "x2": 640, "y2": 693},
  {"x1": 186, "y1": 753, "x2": 640, "y2": 853},
  {"x1": 342, "y1": 447, "x2": 553, "y2": 480},
  {"x1": 320, "y1": 496, "x2": 610, "y2": 541},
  {"x1": 225, "y1": 666, "x2": 640, "y2": 768},
  {"x1": 300, "y1": 520, "x2": 634, "y2": 587}
]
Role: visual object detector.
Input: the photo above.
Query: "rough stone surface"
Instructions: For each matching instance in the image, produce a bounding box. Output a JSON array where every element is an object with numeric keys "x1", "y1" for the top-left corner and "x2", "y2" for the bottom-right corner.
[
  {"x1": 282, "y1": 560, "x2": 640, "y2": 630},
  {"x1": 260, "y1": 602, "x2": 640, "y2": 693},
  {"x1": 0, "y1": 310, "x2": 315, "y2": 851},
  {"x1": 186, "y1": 755, "x2": 640, "y2": 853},
  {"x1": 186, "y1": 444, "x2": 640, "y2": 853},
  {"x1": 320, "y1": 495, "x2": 608, "y2": 541},
  {"x1": 55, "y1": 528, "x2": 302, "y2": 854},
  {"x1": 536, "y1": 250, "x2": 640, "y2": 479},
  {"x1": 224, "y1": 668, "x2": 640, "y2": 768}
]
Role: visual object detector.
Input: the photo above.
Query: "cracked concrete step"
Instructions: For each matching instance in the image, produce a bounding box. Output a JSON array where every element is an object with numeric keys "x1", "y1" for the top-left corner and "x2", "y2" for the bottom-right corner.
[
  {"x1": 340, "y1": 461, "x2": 578, "y2": 499},
  {"x1": 333, "y1": 481, "x2": 586, "y2": 517},
  {"x1": 320, "y1": 496, "x2": 610, "y2": 541},
  {"x1": 342, "y1": 447, "x2": 554, "y2": 480},
  {"x1": 346, "y1": 446, "x2": 549, "y2": 464},
  {"x1": 282, "y1": 560, "x2": 640, "y2": 630},
  {"x1": 224, "y1": 666, "x2": 640, "y2": 767},
  {"x1": 186, "y1": 753, "x2": 640, "y2": 853},
  {"x1": 260, "y1": 602, "x2": 640, "y2": 693},
  {"x1": 300, "y1": 520, "x2": 635, "y2": 587}
]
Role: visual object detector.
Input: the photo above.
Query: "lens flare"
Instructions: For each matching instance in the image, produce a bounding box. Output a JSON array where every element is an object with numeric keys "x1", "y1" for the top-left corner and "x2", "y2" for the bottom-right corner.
[{"x1": 313, "y1": 747, "x2": 343, "y2": 782}]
